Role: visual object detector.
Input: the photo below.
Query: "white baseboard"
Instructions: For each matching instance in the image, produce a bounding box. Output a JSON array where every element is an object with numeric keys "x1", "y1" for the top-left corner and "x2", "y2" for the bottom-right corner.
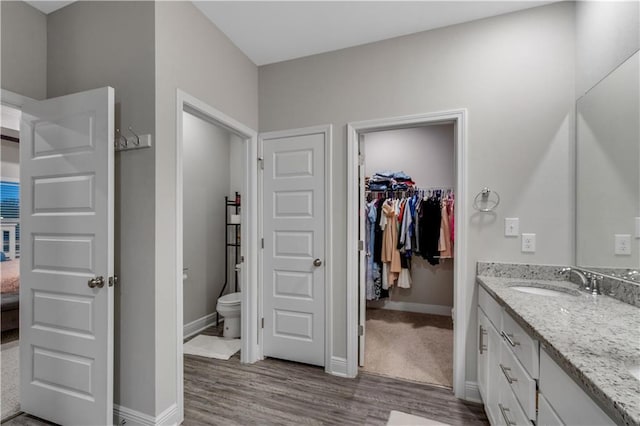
[
  {"x1": 183, "y1": 312, "x2": 218, "y2": 340},
  {"x1": 156, "y1": 404, "x2": 179, "y2": 426},
  {"x1": 464, "y1": 381, "x2": 482, "y2": 404},
  {"x1": 114, "y1": 403, "x2": 177, "y2": 426},
  {"x1": 367, "y1": 300, "x2": 453, "y2": 317},
  {"x1": 327, "y1": 356, "x2": 348, "y2": 377}
]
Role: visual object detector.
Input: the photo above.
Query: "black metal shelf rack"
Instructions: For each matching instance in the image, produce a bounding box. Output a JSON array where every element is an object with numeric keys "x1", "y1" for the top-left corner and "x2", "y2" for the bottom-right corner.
[{"x1": 216, "y1": 192, "x2": 240, "y2": 325}]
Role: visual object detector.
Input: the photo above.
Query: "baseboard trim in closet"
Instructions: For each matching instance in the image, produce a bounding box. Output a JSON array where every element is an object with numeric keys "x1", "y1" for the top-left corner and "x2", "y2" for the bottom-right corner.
[
  {"x1": 114, "y1": 403, "x2": 178, "y2": 426},
  {"x1": 328, "y1": 356, "x2": 348, "y2": 377},
  {"x1": 367, "y1": 300, "x2": 452, "y2": 317},
  {"x1": 464, "y1": 381, "x2": 481, "y2": 403},
  {"x1": 183, "y1": 312, "x2": 218, "y2": 340}
]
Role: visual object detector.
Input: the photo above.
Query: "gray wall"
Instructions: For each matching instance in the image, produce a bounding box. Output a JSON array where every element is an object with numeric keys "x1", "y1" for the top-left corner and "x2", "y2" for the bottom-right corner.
[
  {"x1": 0, "y1": 0, "x2": 47, "y2": 100},
  {"x1": 364, "y1": 126, "x2": 455, "y2": 308},
  {"x1": 575, "y1": 1, "x2": 640, "y2": 97},
  {"x1": 182, "y1": 111, "x2": 232, "y2": 325},
  {"x1": 259, "y1": 2, "x2": 575, "y2": 384},
  {"x1": 47, "y1": 1, "x2": 157, "y2": 417},
  {"x1": 154, "y1": 1, "x2": 258, "y2": 415}
]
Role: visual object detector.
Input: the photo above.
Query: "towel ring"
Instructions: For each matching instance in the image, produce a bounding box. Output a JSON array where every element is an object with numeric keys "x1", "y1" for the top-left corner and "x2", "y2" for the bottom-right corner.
[{"x1": 473, "y1": 187, "x2": 500, "y2": 212}]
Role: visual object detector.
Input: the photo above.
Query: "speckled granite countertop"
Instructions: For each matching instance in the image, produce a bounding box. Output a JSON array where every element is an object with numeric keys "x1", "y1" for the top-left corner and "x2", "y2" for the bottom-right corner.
[{"x1": 477, "y1": 275, "x2": 640, "y2": 426}]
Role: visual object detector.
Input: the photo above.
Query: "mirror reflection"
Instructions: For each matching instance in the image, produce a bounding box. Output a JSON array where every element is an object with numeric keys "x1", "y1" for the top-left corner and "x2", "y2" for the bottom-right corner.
[{"x1": 576, "y1": 51, "x2": 640, "y2": 281}]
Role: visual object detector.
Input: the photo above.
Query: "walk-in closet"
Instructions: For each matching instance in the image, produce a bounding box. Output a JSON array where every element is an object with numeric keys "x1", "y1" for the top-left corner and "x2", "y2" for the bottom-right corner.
[{"x1": 360, "y1": 125, "x2": 455, "y2": 388}]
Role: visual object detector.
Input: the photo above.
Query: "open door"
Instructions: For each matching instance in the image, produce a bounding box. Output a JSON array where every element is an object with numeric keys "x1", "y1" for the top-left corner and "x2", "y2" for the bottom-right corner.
[
  {"x1": 19, "y1": 87, "x2": 115, "y2": 425},
  {"x1": 358, "y1": 136, "x2": 366, "y2": 367}
]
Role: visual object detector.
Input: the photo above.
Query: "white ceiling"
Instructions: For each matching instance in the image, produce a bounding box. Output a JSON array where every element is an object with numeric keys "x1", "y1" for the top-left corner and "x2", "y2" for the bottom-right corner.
[
  {"x1": 25, "y1": 1, "x2": 557, "y2": 66},
  {"x1": 193, "y1": 1, "x2": 557, "y2": 65},
  {"x1": 25, "y1": 1, "x2": 75, "y2": 14}
]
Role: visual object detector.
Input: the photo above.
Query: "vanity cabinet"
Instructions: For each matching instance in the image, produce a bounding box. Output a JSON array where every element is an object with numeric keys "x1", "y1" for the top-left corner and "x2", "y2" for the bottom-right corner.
[
  {"x1": 539, "y1": 349, "x2": 615, "y2": 426},
  {"x1": 477, "y1": 284, "x2": 617, "y2": 426},
  {"x1": 478, "y1": 286, "x2": 536, "y2": 425}
]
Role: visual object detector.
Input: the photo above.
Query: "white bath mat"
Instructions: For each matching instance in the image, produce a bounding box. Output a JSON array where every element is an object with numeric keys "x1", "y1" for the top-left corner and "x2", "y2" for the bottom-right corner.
[
  {"x1": 387, "y1": 411, "x2": 450, "y2": 426},
  {"x1": 183, "y1": 335, "x2": 241, "y2": 360}
]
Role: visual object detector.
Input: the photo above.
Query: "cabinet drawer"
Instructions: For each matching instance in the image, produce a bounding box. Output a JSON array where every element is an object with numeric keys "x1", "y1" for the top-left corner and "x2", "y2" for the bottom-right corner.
[
  {"x1": 539, "y1": 349, "x2": 615, "y2": 426},
  {"x1": 479, "y1": 285, "x2": 502, "y2": 331},
  {"x1": 538, "y1": 393, "x2": 564, "y2": 426},
  {"x1": 502, "y1": 312, "x2": 539, "y2": 379},
  {"x1": 500, "y1": 339, "x2": 536, "y2": 421},
  {"x1": 496, "y1": 372, "x2": 532, "y2": 426}
]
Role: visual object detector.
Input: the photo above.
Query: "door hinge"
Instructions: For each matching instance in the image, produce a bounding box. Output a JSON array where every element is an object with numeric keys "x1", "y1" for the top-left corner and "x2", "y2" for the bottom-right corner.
[
  {"x1": 258, "y1": 157, "x2": 264, "y2": 170},
  {"x1": 358, "y1": 240, "x2": 365, "y2": 251},
  {"x1": 261, "y1": 318, "x2": 265, "y2": 329},
  {"x1": 358, "y1": 153, "x2": 365, "y2": 166},
  {"x1": 261, "y1": 238, "x2": 264, "y2": 249},
  {"x1": 359, "y1": 325, "x2": 364, "y2": 336}
]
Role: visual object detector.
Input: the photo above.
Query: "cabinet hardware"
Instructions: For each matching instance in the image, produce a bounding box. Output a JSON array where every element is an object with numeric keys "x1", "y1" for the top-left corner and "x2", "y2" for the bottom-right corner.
[
  {"x1": 501, "y1": 330, "x2": 520, "y2": 347},
  {"x1": 500, "y1": 363, "x2": 518, "y2": 384},
  {"x1": 479, "y1": 325, "x2": 487, "y2": 354},
  {"x1": 499, "y1": 404, "x2": 516, "y2": 425}
]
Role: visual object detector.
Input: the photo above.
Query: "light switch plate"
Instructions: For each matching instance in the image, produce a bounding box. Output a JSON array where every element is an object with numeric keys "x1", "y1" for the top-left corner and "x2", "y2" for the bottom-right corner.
[
  {"x1": 635, "y1": 217, "x2": 640, "y2": 239},
  {"x1": 505, "y1": 218, "x2": 519, "y2": 237},
  {"x1": 615, "y1": 234, "x2": 631, "y2": 255},
  {"x1": 522, "y1": 233, "x2": 536, "y2": 253}
]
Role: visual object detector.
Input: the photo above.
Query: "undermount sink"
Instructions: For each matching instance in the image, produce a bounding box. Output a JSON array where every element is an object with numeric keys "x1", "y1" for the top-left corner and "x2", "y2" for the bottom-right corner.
[{"x1": 508, "y1": 283, "x2": 579, "y2": 297}]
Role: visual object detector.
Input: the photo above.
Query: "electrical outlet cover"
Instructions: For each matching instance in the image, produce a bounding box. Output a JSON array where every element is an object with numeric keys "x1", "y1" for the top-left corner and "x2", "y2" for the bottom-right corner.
[
  {"x1": 615, "y1": 234, "x2": 631, "y2": 255},
  {"x1": 522, "y1": 233, "x2": 536, "y2": 253}
]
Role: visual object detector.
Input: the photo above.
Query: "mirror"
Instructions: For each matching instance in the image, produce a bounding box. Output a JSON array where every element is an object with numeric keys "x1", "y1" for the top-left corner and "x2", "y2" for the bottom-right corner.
[{"x1": 576, "y1": 51, "x2": 640, "y2": 282}]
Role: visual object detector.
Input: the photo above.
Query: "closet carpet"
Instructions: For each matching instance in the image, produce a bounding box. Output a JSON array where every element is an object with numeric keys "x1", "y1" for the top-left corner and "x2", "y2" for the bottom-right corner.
[{"x1": 363, "y1": 308, "x2": 453, "y2": 388}]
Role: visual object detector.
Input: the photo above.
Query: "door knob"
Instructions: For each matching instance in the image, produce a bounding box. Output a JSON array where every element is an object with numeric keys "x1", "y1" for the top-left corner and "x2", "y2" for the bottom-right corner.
[
  {"x1": 313, "y1": 259, "x2": 322, "y2": 267},
  {"x1": 88, "y1": 276, "x2": 105, "y2": 288}
]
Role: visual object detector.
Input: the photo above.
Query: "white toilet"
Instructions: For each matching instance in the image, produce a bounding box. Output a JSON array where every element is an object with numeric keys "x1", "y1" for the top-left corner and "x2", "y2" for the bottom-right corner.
[{"x1": 216, "y1": 292, "x2": 241, "y2": 338}]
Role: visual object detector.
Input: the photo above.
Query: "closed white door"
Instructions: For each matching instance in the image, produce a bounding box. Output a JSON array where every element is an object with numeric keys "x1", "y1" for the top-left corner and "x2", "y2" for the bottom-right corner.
[
  {"x1": 261, "y1": 128, "x2": 326, "y2": 366},
  {"x1": 20, "y1": 87, "x2": 115, "y2": 425}
]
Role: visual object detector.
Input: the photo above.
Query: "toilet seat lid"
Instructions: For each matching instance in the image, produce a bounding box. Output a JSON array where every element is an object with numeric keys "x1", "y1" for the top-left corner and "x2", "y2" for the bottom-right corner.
[{"x1": 218, "y1": 292, "x2": 241, "y2": 305}]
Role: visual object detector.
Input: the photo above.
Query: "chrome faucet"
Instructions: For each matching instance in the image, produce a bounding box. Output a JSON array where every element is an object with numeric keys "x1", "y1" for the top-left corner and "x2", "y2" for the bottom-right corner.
[
  {"x1": 559, "y1": 267, "x2": 588, "y2": 289},
  {"x1": 585, "y1": 272, "x2": 603, "y2": 295}
]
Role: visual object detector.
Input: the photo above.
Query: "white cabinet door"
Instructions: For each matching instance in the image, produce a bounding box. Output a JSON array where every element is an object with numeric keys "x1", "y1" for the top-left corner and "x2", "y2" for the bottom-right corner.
[
  {"x1": 477, "y1": 310, "x2": 490, "y2": 399},
  {"x1": 261, "y1": 128, "x2": 327, "y2": 367},
  {"x1": 20, "y1": 87, "x2": 115, "y2": 425},
  {"x1": 485, "y1": 315, "x2": 502, "y2": 426}
]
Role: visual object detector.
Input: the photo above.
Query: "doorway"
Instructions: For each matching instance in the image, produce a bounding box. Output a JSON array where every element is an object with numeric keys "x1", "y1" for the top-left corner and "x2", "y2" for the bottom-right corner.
[
  {"x1": 175, "y1": 89, "x2": 259, "y2": 422},
  {"x1": 346, "y1": 110, "x2": 469, "y2": 398},
  {"x1": 1, "y1": 103, "x2": 22, "y2": 422},
  {"x1": 359, "y1": 125, "x2": 455, "y2": 388}
]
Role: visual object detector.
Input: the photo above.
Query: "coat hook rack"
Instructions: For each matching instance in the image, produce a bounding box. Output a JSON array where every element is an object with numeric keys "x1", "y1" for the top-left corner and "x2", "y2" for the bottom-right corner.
[{"x1": 114, "y1": 126, "x2": 152, "y2": 152}]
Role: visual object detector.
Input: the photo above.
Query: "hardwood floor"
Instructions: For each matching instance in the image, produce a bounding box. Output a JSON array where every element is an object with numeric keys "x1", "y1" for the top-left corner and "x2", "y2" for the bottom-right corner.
[
  {"x1": 4, "y1": 324, "x2": 488, "y2": 425},
  {"x1": 184, "y1": 352, "x2": 487, "y2": 426}
]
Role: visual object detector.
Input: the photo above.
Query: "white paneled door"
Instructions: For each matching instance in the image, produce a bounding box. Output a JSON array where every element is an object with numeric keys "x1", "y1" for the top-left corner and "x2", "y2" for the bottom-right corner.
[
  {"x1": 261, "y1": 128, "x2": 327, "y2": 367},
  {"x1": 20, "y1": 87, "x2": 115, "y2": 425}
]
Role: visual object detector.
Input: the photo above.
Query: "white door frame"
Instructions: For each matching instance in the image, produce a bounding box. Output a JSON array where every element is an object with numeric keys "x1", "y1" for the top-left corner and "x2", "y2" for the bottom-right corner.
[
  {"x1": 1, "y1": 89, "x2": 34, "y2": 109},
  {"x1": 346, "y1": 110, "x2": 468, "y2": 398},
  {"x1": 175, "y1": 89, "x2": 259, "y2": 422},
  {"x1": 258, "y1": 125, "x2": 335, "y2": 373}
]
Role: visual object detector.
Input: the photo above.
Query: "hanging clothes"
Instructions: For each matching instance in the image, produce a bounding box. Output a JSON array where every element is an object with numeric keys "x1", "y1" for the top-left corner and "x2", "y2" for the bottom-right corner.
[
  {"x1": 419, "y1": 195, "x2": 442, "y2": 266},
  {"x1": 366, "y1": 201, "x2": 383, "y2": 300},
  {"x1": 439, "y1": 200, "x2": 452, "y2": 259},
  {"x1": 363, "y1": 182, "x2": 455, "y2": 300},
  {"x1": 381, "y1": 199, "x2": 401, "y2": 286}
]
